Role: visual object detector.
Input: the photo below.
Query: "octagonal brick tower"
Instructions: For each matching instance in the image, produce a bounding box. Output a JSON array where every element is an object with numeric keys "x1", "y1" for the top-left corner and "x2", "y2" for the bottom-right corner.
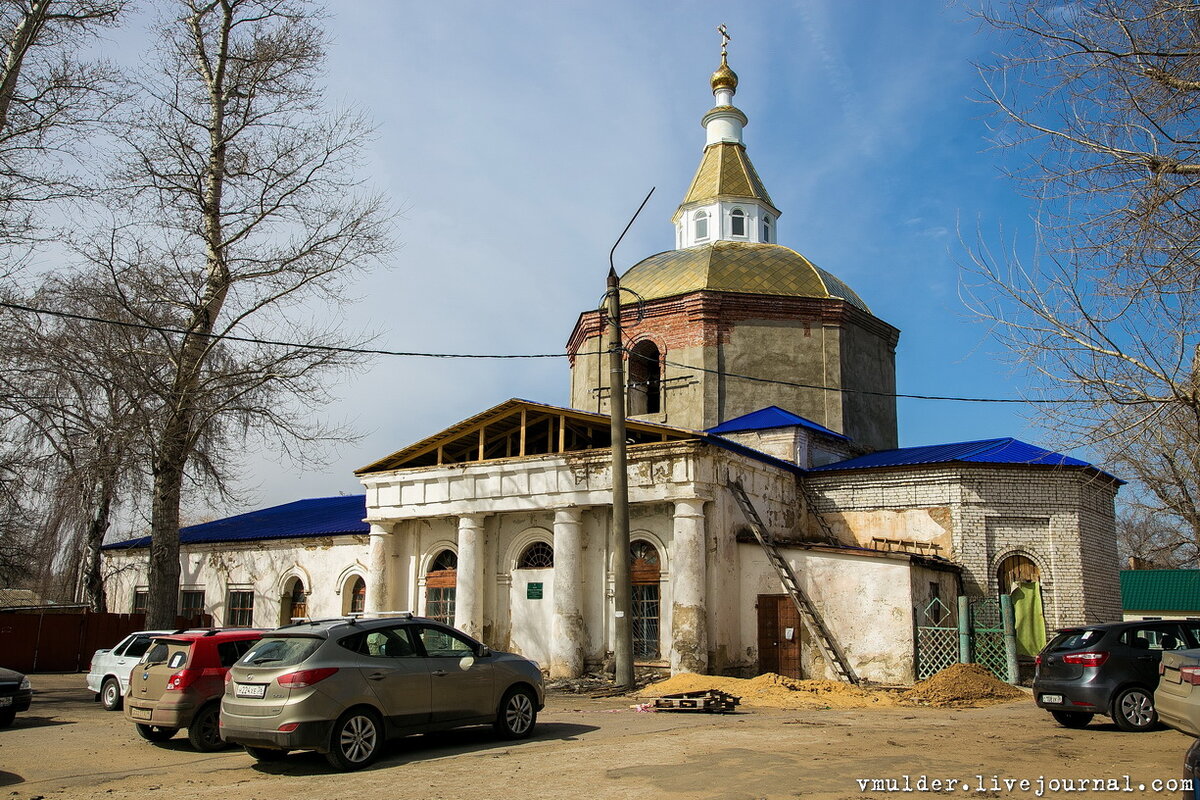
[{"x1": 567, "y1": 49, "x2": 899, "y2": 453}]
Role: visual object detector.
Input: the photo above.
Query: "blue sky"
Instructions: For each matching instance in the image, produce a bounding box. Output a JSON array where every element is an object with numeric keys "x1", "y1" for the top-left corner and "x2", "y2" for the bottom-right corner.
[{"x1": 104, "y1": 2, "x2": 1061, "y2": 517}]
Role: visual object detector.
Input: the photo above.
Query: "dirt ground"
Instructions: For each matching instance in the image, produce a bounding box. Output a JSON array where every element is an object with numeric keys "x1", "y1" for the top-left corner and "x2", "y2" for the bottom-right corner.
[{"x1": 0, "y1": 674, "x2": 1188, "y2": 800}]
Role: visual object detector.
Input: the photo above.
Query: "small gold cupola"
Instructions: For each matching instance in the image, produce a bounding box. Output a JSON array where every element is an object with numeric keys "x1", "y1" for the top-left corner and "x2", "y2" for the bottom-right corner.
[
  {"x1": 711, "y1": 54, "x2": 738, "y2": 93},
  {"x1": 671, "y1": 25, "x2": 781, "y2": 249}
]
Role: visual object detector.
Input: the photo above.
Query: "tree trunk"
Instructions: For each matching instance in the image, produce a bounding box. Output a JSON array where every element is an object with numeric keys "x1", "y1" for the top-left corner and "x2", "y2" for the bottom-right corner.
[
  {"x1": 0, "y1": 0, "x2": 50, "y2": 132},
  {"x1": 81, "y1": 479, "x2": 114, "y2": 613},
  {"x1": 145, "y1": 421, "x2": 189, "y2": 627}
]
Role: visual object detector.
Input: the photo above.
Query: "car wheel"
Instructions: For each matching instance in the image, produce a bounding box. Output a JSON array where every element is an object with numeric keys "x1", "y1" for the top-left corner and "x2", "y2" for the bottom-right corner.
[
  {"x1": 101, "y1": 678, "x2": 123, "y2": 711},
  {"x1": 494, "y1": 686, "x2": 537, "y2": 740},
  {"x1": 325, "y1": 708, "x2": 382, "y2": 771},
  {"x1": 187, "y1": 704, "x2": 226, "y2": 752},
  {"x1": 135, "y1": 723, "x2": 178, "y2": 742},
  {"x1": 1050, "y1": 710, "x2": 1093, "y2": 728},
  {"x1": 245, "y1": 745, "x2": 289, "y2": 762},
  {"x1": 0, "y1": 710, "x2": 14, "y2": 729},
  {"x1": 1112, "y1": 687, "x2": 1158, "y2": 732}
]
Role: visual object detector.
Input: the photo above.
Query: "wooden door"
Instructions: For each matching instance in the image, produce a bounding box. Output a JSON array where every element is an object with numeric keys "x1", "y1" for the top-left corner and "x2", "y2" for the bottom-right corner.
[{"x1": 757, "y1": 595, "x2": 803, "y2": 678}]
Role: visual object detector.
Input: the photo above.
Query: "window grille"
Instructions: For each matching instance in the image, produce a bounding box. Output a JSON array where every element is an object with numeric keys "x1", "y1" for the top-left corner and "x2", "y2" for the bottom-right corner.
[{"x1": 518, "y1": 541, "x2": 554, "y2": 569}]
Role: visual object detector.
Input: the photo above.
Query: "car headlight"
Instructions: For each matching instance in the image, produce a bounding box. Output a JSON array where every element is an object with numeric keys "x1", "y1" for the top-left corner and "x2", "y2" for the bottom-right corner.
[{"x1": 18, "y1": 677, "x2": 30, "y2": 690}]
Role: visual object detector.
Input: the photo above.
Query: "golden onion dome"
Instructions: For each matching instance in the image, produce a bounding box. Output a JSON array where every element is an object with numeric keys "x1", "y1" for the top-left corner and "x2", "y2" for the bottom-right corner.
[
  {"x1": 620, "y1": 241, "x2": 869, "y2": 312},
  {"x1": 710, "y1": 56, "x2": 738, "y2": 92}
]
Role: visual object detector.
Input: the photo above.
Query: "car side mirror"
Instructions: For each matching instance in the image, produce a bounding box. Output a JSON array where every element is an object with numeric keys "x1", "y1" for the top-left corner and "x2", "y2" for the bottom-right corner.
[{"x1": 476, "y1": 645, "x2": 491, "y2": 658}]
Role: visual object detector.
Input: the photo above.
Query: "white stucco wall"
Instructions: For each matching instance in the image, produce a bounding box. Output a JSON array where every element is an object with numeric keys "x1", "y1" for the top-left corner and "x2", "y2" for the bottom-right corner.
[
  {"x1": 102, "y1": 535, "x2": 370, "y2": 626},
  {"x1": 736, "y1": 543, "x2": 927, "y2": 685}
]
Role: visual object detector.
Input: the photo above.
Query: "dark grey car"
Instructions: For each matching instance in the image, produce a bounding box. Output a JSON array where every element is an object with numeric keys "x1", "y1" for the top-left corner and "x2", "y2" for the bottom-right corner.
[
  {"x1": 1033, "y1": 619, "x2": 1200, "y2": 731},
  {"x1": 219, "y1": 614, "x2": 544, "y2": 771}
]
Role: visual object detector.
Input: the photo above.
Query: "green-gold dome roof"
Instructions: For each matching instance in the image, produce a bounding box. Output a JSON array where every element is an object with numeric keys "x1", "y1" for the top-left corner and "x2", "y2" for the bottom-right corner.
[{"x1": 620, "y1": 241, "x2": 870, "y2": 312}]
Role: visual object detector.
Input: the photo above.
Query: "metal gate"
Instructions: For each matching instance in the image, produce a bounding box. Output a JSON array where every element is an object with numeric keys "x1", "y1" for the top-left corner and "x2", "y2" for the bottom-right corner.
[
  {"x1": 915, "y1": 597, "x2": 958, "y2": 680},
  {"x1": 914, "y1": 595, "x2": 1015, "y2": 682},
  {"x1": 969, "y1": 597, "x2": 1011, "y2": 682}
]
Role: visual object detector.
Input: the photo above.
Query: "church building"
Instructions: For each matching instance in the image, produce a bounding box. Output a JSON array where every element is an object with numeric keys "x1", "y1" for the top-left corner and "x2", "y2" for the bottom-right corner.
[{"x1": 103, "y1": 45, "x2": 1122, "y2": 685}]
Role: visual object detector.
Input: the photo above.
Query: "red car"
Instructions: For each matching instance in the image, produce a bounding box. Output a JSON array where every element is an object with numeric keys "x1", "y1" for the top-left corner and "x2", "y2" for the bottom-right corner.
[{"x1": 124, "y1": 629, "x2": 262, "y2": 751}]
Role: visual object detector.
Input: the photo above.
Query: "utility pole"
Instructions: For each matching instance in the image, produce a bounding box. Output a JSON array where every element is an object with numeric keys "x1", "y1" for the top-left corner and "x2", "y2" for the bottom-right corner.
[
  {"x1": 606, "y1": 267, "x2": 634, "y2": 689},
  {"x1": 605, "y1": 187, "x2": 653, "y2": 690}
]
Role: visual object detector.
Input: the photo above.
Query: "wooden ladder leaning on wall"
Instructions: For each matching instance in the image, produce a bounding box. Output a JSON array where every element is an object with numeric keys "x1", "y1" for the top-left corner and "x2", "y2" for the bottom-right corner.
[{"x1": 727, "y1": 479, "x2": 859, "y2": 685}]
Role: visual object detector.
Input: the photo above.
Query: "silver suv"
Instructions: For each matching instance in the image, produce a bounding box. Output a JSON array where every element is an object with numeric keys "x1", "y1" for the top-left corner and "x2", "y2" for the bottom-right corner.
[{"x1": 220, "y1": 614, "x2": 545, "y2": 771}]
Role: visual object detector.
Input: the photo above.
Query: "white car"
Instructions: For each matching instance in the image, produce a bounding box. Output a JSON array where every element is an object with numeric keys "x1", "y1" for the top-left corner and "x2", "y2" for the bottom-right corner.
[{"x1": 86, "y1": 630, "x2": 174, "y2": 710}]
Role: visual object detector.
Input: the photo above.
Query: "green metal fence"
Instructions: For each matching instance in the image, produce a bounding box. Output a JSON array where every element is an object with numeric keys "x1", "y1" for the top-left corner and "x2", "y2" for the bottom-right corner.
[{"x1": 914, "y1": 595, "x2": 1017, "y2": 683}]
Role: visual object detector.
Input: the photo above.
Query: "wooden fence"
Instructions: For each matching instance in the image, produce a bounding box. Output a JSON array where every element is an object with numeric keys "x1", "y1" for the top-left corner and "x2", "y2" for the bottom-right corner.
[{"x1": 0, "y1": 609, "x2": 210, "y2": 673}]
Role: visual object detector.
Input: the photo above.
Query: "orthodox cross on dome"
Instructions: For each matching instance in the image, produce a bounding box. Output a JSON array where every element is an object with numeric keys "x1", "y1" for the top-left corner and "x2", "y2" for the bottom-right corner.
[{"x1": 717, "y1": 24, "x2": 730, "y2": 59}]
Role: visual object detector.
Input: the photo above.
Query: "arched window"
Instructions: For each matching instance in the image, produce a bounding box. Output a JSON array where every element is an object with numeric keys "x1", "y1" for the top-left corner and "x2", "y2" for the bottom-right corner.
[
  {"x1": 630, "y1": 541, "x2": 661, "y2": 660},
  {"x1": 627, "y1": 340, "x2": 662, "y2": 415},
  {"x1": 762, "y1": 214, "x2": 772, "y2": 243},
  {"x1": 694, "y1": 210, "x2": 709, "y2": 241},
  {"x1": 426, "y1": 549, "x2": 457, "y2": 625},
  {"x1": 517, "y1": 541, "x2": 554, "y2": 569},
  {"x1": 281, "y1": 577, "x2": 308, "y2": 624},
  {"x1": 730, "y1": 208, "x2": 746, "y2": 237},
  {"x1": 349, "y1": 576, "x2": 366, "y2": 615}
]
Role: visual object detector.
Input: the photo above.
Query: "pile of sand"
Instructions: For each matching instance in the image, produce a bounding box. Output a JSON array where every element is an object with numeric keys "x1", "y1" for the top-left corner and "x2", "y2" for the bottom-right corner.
[
  {"x1": 637, "y1": 664, "x2": 1027, "y2": 710},
  {"x1": 641, "y1": 671, "x2": 899, "y2": 709},
  {"x1": 902, "y1": 663, "x2": 1028, "y2": 707}
]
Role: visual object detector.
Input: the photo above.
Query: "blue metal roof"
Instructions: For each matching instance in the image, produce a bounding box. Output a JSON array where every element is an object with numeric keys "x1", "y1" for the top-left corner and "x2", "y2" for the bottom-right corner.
[
  {"x1": 102, "y1": 495, "x2": 370, "y2": 550},
  {"x1": 706, "y1": 406, "x2": 849, "y2": 440},
  {"x1": 809, "y1": 437, "x2": 1120, "y2": 481}
]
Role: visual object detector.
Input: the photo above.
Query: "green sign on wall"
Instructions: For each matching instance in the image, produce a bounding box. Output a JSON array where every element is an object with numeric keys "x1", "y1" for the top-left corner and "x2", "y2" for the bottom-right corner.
[{"x1": 527, "y1": 582, "x2": 543, "y2": 600}]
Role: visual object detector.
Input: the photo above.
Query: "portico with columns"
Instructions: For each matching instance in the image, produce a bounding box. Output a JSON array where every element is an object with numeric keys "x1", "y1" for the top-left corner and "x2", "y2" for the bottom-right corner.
[{"x1": 355, "y1": 399, "x2": 738, "y2": 678}]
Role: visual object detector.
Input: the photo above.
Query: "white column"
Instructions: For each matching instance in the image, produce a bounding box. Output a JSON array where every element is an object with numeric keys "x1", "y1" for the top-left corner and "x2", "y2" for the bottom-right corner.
[
  {"x1": 670, "y1": 498, "x2": 708, "y2": 674},
  {"x1": 365, "y1": 523, "x2": 393, "y2": 614},
  {"x1": 550, "y1": 506, "x2": 585, "y2": 678},
  {"x1": 454, "y1": 514, "x2": 486, "y2": 639}
]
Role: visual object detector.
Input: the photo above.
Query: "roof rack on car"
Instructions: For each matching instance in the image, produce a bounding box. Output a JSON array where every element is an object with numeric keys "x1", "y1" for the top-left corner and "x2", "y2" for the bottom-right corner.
[{"x1": 362, "y1": 610, "x2": 414, "y2": 620}]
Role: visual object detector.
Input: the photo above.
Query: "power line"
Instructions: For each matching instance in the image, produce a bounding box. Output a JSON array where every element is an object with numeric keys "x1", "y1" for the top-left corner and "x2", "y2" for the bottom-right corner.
[
  {"x1": 655, "y1": 355, "x2": 1086, "y2": 404},
  {"x1": 0, "y1": 298, "x2": 1105, "y2": 405},
  {"x1": 0, "y1": 300, "x2": 569, "y2": 360}
]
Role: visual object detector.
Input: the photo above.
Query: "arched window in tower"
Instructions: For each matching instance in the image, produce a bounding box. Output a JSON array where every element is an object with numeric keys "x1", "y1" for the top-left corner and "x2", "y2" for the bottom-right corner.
[
  {"x1": 694, "y1": 210, "x2": 709, "y2": 241},
  {"x1": 425, "y1": 549, "x2": 457, "y2": 625},
  {"x1": 762, "y1": 214, "x2": 772, "y2": 243},
  {"x1": 630, "y1": 541, "x2": 661, "y2": 660},
  {"x1": 627, "y1": 340, "x2": 662, "y2": 415},
  {"x1": 730, "y1": 208, "x2": 746, "y2": 237}
]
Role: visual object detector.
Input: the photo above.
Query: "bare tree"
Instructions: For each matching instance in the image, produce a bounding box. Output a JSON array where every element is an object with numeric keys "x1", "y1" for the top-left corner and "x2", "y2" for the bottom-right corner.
[
  {"x1": 101, "y1": 0, "x2": 390, "y2": 627},
  {"x1": 967, "y1": 1, "x2": 1200, "y2": 548},
  {"x1": 0, "y1": 1, "x2": 128, "y2": 593},
  {"x1": 0, "y1": 268, "x2": 158, "y2": 610},
  {"x1": 1118, "y1": 507, "x2": 1197, "y2": 569},
  {"x1": 0, "y1": 0, "x2": 126, "y2": 255}
]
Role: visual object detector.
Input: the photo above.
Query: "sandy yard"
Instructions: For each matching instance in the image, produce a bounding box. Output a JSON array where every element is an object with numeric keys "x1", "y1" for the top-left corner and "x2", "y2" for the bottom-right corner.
[{"x1": 0, "y1": 672, "x2": 1188, "y2": 800}]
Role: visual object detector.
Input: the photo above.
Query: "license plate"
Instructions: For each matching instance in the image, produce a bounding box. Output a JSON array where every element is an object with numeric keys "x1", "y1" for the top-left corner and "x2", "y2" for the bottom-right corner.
[
  {"x1": 0, "y1": 697, "x2": 10, "y2": 707},
  {"x1": 1041, "y1": 694, "x2": 1063, "y2": 704},
  {"x1": 130, "y1": 706, "x2": 151, "y2": 720},
  {"x1": 235, "y1": 683, "x2": 267, "y2": 699}
]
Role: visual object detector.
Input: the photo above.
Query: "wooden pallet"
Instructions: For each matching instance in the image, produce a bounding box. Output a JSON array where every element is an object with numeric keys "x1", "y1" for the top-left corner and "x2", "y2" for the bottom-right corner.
[{"x1": 652, "y1": 689, "x2": 740, "y2": 713}]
